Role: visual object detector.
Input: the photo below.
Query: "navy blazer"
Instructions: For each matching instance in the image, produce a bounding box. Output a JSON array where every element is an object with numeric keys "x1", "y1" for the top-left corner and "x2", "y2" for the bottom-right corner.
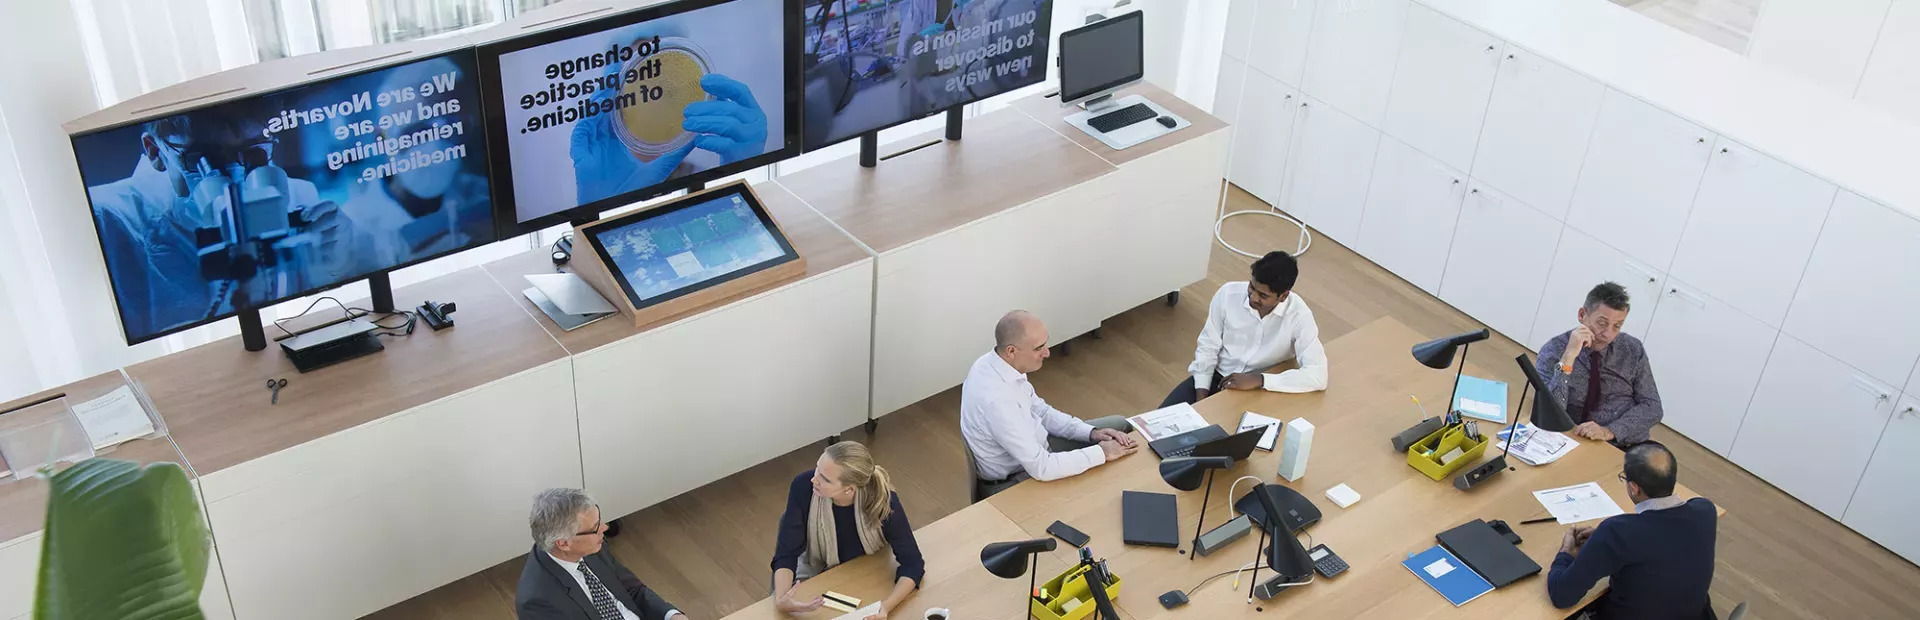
[{"x1": 515, "y1": 544, "x2": 678, "y2": 620}]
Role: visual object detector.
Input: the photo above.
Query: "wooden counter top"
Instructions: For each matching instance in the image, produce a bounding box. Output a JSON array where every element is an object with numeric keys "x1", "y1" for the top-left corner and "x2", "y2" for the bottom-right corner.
[
  {"x1": 481, "y1": 181, "x2": 872, "y2": 355},
  {"x1": 127, "y1": 267, "x2": 567, "y2": 478},
  {"x1": 1010, "y1": 82, "x2": 1230, "y2": 167},
  {"x1": 774, "y1": 107, "x2": 1117, "y2": 254},
  {"x1": 0, "y1": 372, "x2": 187, "y2": 543}
]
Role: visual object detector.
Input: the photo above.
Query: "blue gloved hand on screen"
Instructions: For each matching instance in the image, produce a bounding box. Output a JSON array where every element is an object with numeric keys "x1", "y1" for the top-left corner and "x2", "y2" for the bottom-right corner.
[
  {"x1": 919, "y1": 23, "x2": 946, "y2": 37},
  {"x1": 682, "y1": 74, "x2": 769, "y2": 165},
  {"x1": 570, "y1": 95, "x2": 696, "y2": 205}
]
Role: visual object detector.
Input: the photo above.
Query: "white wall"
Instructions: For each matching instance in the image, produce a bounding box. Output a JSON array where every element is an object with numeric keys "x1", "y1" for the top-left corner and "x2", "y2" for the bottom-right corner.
[{"x1": 1743, "y1": 0, "x2": 1920, "y2": 129}]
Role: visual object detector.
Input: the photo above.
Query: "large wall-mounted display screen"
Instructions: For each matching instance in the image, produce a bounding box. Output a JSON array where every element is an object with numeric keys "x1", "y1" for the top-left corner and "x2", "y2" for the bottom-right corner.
[
  {"x1": 800, "y1": 0, "x2": 1053, "y2": 150},
  {"x1": 481, "y1": 0, "x2": 802, "y2": 235},
  {"x1": 71, "y1": 50, "x2": 496, "y2": 345}
]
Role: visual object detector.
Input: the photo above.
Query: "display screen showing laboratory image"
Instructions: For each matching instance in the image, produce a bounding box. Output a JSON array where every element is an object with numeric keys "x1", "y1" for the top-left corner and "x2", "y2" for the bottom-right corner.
[
  {"x1": 801, "y1": 0, "x2": 1053, "y2": 150},
  {"x1": 588, "y1": 189, "x2": 796, "y2": 308},
  {"x1": 71, "y1": 50, "x2": 495, "y2": 345},
  {"x1": 484, "y1": 0, "x2": 798, "y2": 232}
]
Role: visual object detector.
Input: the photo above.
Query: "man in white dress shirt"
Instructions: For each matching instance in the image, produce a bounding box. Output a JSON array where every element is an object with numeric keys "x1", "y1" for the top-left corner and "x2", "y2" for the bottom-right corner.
[
  {"x1": 1161, "y1": 251, "x2": 1329, "y2": 408},
  {"x1": 962, "y1": 310, "x2": 1139, "y2": 499}
]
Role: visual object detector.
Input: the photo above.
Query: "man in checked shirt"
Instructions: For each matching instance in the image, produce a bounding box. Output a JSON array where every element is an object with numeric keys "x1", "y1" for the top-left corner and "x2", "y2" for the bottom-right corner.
[{"x1": 1534, "y1": 282, "x2": 1664, "y2": 447}]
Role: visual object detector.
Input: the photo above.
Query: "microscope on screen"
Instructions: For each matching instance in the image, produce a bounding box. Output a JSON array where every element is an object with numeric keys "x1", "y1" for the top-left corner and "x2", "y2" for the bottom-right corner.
[{"x1": 184, "y1": 147, "x2": 338, "y2": 317}]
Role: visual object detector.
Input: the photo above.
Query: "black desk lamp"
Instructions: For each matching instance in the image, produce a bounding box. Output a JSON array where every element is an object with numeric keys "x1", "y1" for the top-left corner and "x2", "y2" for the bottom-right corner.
[
  {"x1": 1244, "y1": 483, "x2": 1315, "y2": 601},
  {"x1": 1411, "y1": 328, "x2": 1492, "y2": 404},
  {"x1": 1453, "y1": 353, "x2": 1579, "y2": 490},
  {"x1": 1395, "y1": 329, "x2": 1493, "y2": 452},
  {"x1": 1160, "y1": 456, "x2": 1234, "y2": 561},
  {"x1": 981, "y1": 538, "x2": 1057, "y2": 619}
]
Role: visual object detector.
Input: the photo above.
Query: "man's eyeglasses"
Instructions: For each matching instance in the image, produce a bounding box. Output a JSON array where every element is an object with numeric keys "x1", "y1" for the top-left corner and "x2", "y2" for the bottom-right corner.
[{"x1": 575, "y1": 522, "x2": 605, "y2": 537}]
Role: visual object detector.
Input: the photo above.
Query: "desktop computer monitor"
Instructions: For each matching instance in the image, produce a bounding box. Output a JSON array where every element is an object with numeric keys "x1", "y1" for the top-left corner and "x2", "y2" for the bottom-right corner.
[
  {"x1": 799, "y1": 0, "x2": 1055, "y2": 151},
  {"x1": 1057, "y1": 10, "x2": 1143, "y2": 108},
  {"x1": 69, "y1": 48, "x2": 497, "y2": 346}
]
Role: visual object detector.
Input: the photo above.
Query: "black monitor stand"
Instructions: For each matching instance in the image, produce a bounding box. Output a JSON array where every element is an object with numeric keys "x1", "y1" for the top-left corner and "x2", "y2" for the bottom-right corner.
[
  {"x1": 237, "y1": 271, "x2": 396, "y2": 352},
  {"x1": 858, "y1": 108, "x2": 965, "y2": 169}
]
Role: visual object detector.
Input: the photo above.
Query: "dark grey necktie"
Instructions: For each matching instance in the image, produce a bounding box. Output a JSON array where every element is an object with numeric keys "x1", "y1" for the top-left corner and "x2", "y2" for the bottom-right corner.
[{"x1": 578, "y1": 562, "x2": 624, "y2": 620}]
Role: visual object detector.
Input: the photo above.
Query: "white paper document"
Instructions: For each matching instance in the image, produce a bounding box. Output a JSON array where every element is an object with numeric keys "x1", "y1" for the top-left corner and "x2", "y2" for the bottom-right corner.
[
  {"x1": 831, "y1": 603, "x2": 881, "y2": 620},
  {"x1": 70, "y1": 386, "x2": 155, "y2": 450},
  {"x1": 1237, "y1": 411, "x2": 1281, "y2": 451},
  {"x1": 1496, "y1": 423, "x2": 1578, "y2": 466},
  {"x1": 1127, "y1": 403, "x2": 1209, "y2": 442},
  {"x1": 1458, "y1": 398, "x2": 1502, "y2": 420},
  {"x1": 1532, "y1": 482, "x2": 1627, "y2": 524},
  {"x1": 1423, "y1": 557, "x2": 1456, "y2": 579}
]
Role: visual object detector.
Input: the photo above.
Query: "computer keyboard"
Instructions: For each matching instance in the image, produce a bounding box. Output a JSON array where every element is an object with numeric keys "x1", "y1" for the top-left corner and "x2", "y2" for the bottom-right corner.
[
  {"x1": 1087, "y1": 103, "x2": 1156, "y2": 133},
  {"x1": 1163, "y1": 445, "x2": 1197, "y2": 459}
]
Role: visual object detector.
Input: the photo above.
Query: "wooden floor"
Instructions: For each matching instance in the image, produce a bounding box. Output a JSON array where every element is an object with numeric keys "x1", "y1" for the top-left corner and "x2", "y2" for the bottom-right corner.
[{"x1": 366, "y1": 186, "x2": 1920, "y2": 620}]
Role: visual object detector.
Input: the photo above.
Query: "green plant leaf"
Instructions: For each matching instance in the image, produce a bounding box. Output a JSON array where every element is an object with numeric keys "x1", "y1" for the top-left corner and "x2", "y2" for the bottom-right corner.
[{"x1": 35, "y1": 459, "x2": 208, "y2": 620}]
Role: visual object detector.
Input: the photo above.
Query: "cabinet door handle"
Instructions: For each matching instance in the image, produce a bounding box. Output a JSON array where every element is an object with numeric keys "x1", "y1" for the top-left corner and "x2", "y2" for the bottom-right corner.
[
  {"x1": 1849, "y1": 376, "x2": 1892, "y2": 402},
  {"x1": 1666, "y1": 286, "x2": 1706, "y2": 309},
  {"x1": 1623, "y1": 263, "x2": 1658, "y2": 285}
]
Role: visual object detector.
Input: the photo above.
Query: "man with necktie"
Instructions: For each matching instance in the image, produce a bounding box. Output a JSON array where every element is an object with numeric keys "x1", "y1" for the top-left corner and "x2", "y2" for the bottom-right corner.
[
  {"x1": 516, "y1": 488, "x2": 687, "y2": 620},
  {"x1": 1534, "y1": 282, "x2": 1664, "y2": 447}
]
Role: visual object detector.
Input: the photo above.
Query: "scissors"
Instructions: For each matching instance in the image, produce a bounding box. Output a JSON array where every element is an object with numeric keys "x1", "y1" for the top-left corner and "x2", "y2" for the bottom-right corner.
[{"x1": 266, "y1": 378, "x2": 287, "y2": 405}]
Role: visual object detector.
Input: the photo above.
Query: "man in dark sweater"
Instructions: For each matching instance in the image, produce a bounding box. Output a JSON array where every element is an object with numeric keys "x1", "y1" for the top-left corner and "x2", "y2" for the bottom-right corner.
[{"x1": 1548, "y1": 442, "x2": 1718, "y2": 620}]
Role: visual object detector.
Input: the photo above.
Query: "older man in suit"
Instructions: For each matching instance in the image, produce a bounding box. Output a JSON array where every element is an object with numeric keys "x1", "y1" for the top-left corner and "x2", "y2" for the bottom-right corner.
[{"x1": 516, "y1": 488, "x2": 687, "y2": 620}]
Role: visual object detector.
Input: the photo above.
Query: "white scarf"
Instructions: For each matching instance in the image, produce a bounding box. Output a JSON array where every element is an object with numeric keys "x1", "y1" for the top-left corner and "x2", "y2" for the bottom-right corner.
[{"x1": 799, "y1": 490, "x2": 889, "y2": 580}]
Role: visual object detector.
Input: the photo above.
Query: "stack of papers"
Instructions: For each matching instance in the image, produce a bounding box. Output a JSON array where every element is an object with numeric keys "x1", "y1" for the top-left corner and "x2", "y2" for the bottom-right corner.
[
  {"x1": 1496, "y1": 424, "x2": 1577, "y2": 466},
  {"x1": 1237, "y1": 411, "x2": 1281, "y2": 451},
  {"x1": 71, "y1": 386, "x2": 155, "y2": 450},
  {"x1": 1127, "y1": 403, "x2": 1209, "y2": 442},
  {"x1": 1531, "y1": 482, "x2": 1627, "y2": 524}
]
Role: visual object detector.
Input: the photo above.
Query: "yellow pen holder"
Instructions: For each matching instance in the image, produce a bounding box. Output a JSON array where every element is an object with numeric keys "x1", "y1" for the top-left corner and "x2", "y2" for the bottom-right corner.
[
  {"x1": 1406, "y1": 423, "x2": 1489, "y2": 481},
  {"x1": 1030, "y1": 564, "x2": 1122, "y2": 620}
]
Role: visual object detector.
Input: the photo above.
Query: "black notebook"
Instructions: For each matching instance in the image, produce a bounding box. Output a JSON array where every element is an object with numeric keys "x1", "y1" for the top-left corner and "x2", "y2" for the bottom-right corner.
[
  {"x1": 1437, "y1": 519, "x2": 1541, "y2": 588},
  {"x1": 1122, "y1": 491, "x2": 1180, "y2": 548}
]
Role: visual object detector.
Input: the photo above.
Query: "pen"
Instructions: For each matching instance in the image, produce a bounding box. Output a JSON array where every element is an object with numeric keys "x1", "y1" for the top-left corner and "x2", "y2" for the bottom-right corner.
[{"x1": 1520, "y1": 516, "x2": 1557, "y2": 525}]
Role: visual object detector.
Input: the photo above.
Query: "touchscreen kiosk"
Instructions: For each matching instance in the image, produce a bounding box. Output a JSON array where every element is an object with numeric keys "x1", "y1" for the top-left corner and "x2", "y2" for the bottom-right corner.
[{"x1": 570, "y1": 181, "x2": 804, "y2": 326}]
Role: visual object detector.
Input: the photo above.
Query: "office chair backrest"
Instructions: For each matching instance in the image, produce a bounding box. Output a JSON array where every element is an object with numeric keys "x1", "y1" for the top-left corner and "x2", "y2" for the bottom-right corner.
[{"x1": 964, "y1": 441, "x2": 987, "y2": 504}]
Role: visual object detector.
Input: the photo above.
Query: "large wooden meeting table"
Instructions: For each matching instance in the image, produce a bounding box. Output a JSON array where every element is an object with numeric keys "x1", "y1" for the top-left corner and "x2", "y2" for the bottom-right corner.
[{"x1": 723, "y1": 317, "x2": 1718, "y2": 620}]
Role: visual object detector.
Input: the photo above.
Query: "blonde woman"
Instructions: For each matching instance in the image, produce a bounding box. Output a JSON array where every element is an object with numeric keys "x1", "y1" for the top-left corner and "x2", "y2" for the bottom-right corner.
[{"x1": 771, "y1": 441, "x2": 924, "y2": 620}]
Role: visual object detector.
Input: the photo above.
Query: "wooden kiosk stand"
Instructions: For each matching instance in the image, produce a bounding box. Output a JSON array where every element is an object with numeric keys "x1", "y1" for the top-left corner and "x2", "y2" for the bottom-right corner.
[{"x1": 567, "y1": 180, "x2": 808, "y2": 328}]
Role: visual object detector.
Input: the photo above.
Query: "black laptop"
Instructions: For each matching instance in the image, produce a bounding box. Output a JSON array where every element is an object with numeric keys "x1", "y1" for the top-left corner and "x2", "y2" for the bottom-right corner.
[
  {"x1": 1437, "y1": 519, "x2": 1541, "y2": 587},
  {"x1": 1148, "y1": 425, "x2": 1227, "y2": 458},
  {"x1": 1150, "y1": 426, "x2": 1265, "y2": 461},
  {"x1": 1190, "y1": 427, "x2": 1267, "y2": 462}
]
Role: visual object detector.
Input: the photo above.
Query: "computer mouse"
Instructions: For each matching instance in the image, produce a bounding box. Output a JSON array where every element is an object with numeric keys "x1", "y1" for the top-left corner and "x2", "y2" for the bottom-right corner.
[{"x1": 1157, "y1": 116, "x2": 1177, "y2": 128}]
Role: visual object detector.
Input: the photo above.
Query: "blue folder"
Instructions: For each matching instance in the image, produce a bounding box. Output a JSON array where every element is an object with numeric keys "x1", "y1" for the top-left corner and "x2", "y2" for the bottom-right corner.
[
  {"x1": 1401, "y1": 545, "x2": 1495, "y2": 607},
  {"x1": 1452, "y1": 375, "x2": 1509, "y2": 423}
]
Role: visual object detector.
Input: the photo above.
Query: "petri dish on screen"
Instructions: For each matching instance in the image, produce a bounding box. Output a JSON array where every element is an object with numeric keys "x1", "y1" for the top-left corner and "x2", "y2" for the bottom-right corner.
[{"x1": 617, "y1": 36, "x2": 713, "y2": 161}]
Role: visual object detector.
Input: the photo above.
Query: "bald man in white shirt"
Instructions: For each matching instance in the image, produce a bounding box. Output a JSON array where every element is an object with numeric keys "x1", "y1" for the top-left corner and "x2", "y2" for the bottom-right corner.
[
  {"x1": 962, "y1": 310, "x2": 1139, "y2": 499},
  {"x1": 1161, "y1": 251, "x2": 1329, "y2": 408}
]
